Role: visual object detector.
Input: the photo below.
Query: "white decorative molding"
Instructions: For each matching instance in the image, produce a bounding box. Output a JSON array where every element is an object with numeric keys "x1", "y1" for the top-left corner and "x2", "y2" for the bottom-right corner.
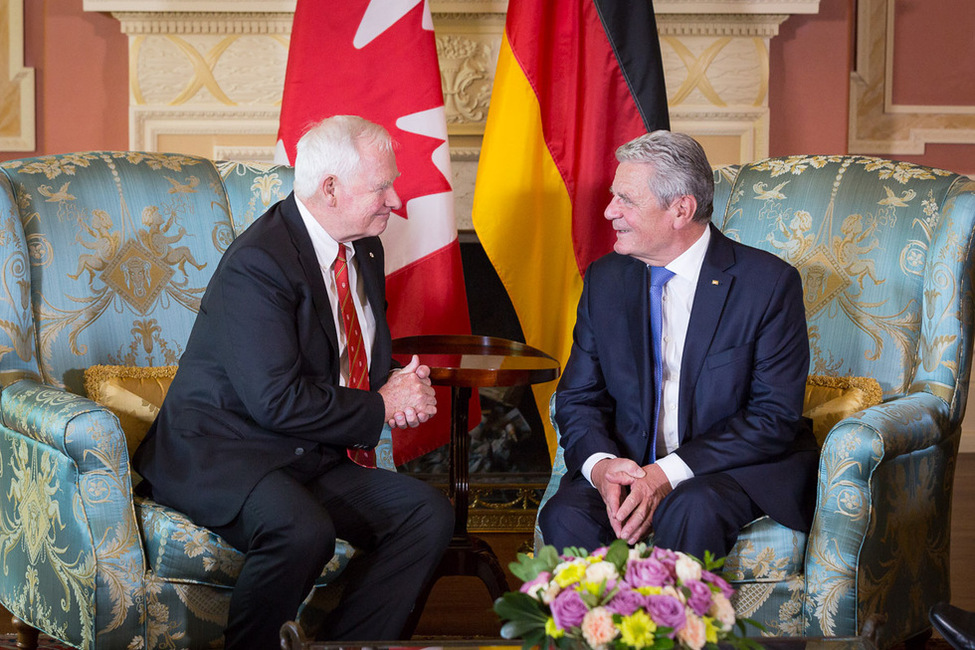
[
  {"x1": 1, "y1": 0, "x2": 35, "y2": 151},
  {"x1": 656, "y1": 13, "x2": 786, "y2": 37},
  {"x1": 212, "y1": 145, "x2": 276, "y2": 162},
  {"x1": 112, "y1": 12, "x2": 295, "y2": 34},
  {"x1": 849, "y1": 0, "x2": 975, "y2": 154},
  {"x1": 85, "y1": 0, "x2": 296, "y2": 10},
  {"x1": 655, "y1": 0, "x2": 818, "y2": 13},
  {"x1": 130, "y1": 107, "x2": 280, "y2": 151}
]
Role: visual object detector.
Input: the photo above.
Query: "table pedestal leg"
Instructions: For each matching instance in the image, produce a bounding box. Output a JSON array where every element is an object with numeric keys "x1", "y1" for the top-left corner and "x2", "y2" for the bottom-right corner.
[{"x1": 401, "y1": 386, "x2": 510, "y2": 638}]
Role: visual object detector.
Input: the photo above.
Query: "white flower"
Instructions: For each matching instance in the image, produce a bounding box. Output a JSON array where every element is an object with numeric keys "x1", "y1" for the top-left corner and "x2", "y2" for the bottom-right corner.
[
  {"x1": 675, "y1": 554, "x2": 702, "y2": 583},
  {"x1": 540, "y1": 582, "x2": 561, "y2": 605},
  {"x1": 585, "y1": 560, "x2": 619, "y2": 585},
  {"x1": 709, "y1": 593, "x2": 736, "y2": 630}
]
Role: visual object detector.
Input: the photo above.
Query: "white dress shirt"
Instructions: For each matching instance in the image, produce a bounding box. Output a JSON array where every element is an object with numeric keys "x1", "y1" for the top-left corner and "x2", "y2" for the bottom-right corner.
[
  {"x1": 295, "y1": 196, "x2": 377, "y2": 387},
  {"x1": 582, "y1": 226, "x2": 711, "y2": 489}
]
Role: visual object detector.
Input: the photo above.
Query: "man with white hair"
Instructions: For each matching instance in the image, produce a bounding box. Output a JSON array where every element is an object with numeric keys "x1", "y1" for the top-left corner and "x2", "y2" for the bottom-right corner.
[{"x1": 134, "y1": 115, "x2": 453, "y2": 648}]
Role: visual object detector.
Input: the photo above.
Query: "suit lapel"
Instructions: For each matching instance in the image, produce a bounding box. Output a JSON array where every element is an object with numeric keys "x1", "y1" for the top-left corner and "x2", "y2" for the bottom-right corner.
[
  {"x1": 622, "y1": 259, "x2": 654, "y2": 431},
  {"x1": 679, "y1": 225, "x2": 734, "y2": 442},
  {"x1": 353, "y1": 238, "x2": 392, "y2": 387},
  {"x1": 280, "y1": 195, "x2": 341, "y2": 355}
]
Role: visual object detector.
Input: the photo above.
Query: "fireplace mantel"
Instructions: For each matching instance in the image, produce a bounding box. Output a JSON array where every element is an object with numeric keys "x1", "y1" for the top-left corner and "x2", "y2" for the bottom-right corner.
[{"x1": 83, "y1": 0, "x2": 820, "y2": 229}]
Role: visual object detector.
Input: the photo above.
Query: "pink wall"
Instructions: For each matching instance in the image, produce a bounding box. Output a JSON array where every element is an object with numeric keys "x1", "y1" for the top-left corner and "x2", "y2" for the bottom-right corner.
[
  {"x1": 0, "y1": 0, "x2": 128, "y2": 162},
  {"x1": 4, "y1": 0, "x2": 975, "y2": 175},
  {"x1": 768, "y1": 0, "x2": 853, "y2": 156}
]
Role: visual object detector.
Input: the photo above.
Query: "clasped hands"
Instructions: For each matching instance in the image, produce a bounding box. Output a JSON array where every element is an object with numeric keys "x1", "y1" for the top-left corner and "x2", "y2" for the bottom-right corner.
[
  {"x1": 378, "y1": 354, "x2": 437, "y2": 429},
  {"x1": 591, "y1": 457, "x2": 673, "y2": 544}
]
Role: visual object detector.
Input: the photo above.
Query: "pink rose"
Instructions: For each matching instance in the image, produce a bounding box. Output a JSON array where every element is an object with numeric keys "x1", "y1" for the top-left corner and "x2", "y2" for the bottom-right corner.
[
  {"x1": 625, "y1": 557, "x2": 673, "y2": 587},
  {"x1": 684, "y1": 580, "x2": 713, "y2": 617},
  {"x1": 607, "y1": 586, "x2": 646, "y2": 616},
  {"x1": 702, "y1": 570, "x2": 735, "y2": 599},
  {"x1": 552, "y1": 588, "x2": 589, "y2": 630},
  {"x1": 646, "y1": 594, "x2": 686, "y2": 635}
]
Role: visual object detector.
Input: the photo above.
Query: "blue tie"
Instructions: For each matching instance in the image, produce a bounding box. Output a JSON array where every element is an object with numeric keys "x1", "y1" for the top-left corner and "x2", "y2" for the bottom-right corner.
[{"x1": 649, "y1": 266, "x2": 675, "y2": 463}]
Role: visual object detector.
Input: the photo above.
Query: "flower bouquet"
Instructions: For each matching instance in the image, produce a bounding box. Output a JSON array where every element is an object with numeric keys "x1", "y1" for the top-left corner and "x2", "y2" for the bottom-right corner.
[{"x1": 494, "y1": 539, "x2": 762, "y2": 650}]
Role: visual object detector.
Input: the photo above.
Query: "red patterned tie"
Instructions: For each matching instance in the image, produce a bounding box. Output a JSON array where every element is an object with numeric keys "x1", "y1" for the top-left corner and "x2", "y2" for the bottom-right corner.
[{"x1": 334, "y1": 245, "x2": 375, "y2": 467}]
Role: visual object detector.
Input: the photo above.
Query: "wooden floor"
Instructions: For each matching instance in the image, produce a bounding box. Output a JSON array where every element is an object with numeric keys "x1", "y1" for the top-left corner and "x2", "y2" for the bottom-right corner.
[{"x1": 4, "y1": 453, "x2": 975, "y2": 640}]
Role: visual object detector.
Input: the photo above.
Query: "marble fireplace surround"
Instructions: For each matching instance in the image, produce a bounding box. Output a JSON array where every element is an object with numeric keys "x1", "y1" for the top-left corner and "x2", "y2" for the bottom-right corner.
[{"x1": 81, "y1": 0, "x2": 821, "y2": 231}]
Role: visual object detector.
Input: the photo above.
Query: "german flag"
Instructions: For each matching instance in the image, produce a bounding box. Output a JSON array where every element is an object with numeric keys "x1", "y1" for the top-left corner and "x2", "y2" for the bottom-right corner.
[{"x1": 472, "y1": 1, "x2": 669, "y2": 456}]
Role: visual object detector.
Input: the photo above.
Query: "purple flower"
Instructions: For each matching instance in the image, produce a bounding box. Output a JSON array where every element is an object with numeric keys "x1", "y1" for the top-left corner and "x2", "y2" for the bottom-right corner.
[
  {"x1": 607, "y1": 586, "x2": 646, "y2": 616},
  {"x1": 684, "y1": 580, "x2": 713, "y2": 617},
  {"x1": 651, "y1": 546, "x2": 679, "y2": 569},
  {"x1": 520, "y1": 571, "x2": 551, "y2": 598},
  {"x1": 552, "y1": 588, "x2": 589, "y2": 630},
  {"x1": 647, "y1": 594, "x2": 687, "y2": 635},
  {"x1": 626, "y1": 557, "x2": 673, "y2": 587},
  {"x1": 702, "y1": 570, "x2": 735, "y2": 599}
]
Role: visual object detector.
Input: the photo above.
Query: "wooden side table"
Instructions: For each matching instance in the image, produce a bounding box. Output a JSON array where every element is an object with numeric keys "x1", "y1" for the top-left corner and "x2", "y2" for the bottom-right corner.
[{"x1": 391, "y1": 335, "x2": 560, "y2": 628}]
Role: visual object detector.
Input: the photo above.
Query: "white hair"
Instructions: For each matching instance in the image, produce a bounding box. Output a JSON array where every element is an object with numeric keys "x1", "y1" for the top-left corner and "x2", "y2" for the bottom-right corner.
[{"x1": 292, "y1": 115, "x2": 393, "y2": 200}]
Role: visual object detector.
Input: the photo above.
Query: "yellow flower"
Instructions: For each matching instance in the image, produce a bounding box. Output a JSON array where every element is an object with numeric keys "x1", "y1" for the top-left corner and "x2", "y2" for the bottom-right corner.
[
  {"x1": 704, "y1": 616, "x2": 719, "y2": 644},
  {"x1": 619, "y1": 610, "x2": 657, "y2": 649},
  {"x1": 580, "y1": 580, "x2": 604, "y2": 597},
  {"x1": 545, "y1": 617, "x2": 564, "y2": 639},
  {"x1": 635, "y1": 585, "x2": 663, "y2": 596},
  {"x1": 554, "y1": 562, "x2": 586, "y2": 588}
]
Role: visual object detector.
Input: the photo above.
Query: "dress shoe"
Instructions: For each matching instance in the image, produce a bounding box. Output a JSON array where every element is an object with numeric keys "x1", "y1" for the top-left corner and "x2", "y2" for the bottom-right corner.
[{"x1": 931, "y1": 602, "x2": 975, "y2": 650}]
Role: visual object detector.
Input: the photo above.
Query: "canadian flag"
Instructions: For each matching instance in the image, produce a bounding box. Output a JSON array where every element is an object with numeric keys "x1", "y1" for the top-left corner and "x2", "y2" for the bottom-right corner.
[{"x1": 276, "y1": 0, "x2": 473, "y2": 464}]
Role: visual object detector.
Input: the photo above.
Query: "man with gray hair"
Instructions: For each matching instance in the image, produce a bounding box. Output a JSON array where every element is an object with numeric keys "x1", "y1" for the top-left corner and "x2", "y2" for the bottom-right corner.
[
  {"x1": 134, "y1": 115, "x2": 453, "y2": 648},
  {"x1": 539, "y1": 130, "x2": 818, "y2": 558}
]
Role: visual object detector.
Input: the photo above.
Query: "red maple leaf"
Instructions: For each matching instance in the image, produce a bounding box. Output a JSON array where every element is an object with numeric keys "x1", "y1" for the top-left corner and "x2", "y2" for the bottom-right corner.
[{"x1": 278, "y1": 0, "x2": 452, "y2": 220}]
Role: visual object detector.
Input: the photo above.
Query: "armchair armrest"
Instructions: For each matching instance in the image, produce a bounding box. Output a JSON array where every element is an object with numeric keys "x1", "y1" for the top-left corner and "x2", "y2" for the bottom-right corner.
[
  {"x1": 803, "y1": 391, "x2": 952, "y2": 639},
  {"x1": 0, "y1": 378, "x2": 147, "y2": 643}
]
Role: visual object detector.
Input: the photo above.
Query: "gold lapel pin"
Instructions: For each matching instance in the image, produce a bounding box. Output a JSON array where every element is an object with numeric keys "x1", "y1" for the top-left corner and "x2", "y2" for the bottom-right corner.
[{"x1": 712, "y1": 280, "x2": 720, "y2": 285}]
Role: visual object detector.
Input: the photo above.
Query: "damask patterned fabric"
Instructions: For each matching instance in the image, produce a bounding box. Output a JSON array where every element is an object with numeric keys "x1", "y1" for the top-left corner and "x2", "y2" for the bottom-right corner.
[
  {"x1": 0, "y1": 152, "x2": 396, "y2": 649},
  {"x1": 536, "y1": 157, "x2": 975, "y2": 649}
]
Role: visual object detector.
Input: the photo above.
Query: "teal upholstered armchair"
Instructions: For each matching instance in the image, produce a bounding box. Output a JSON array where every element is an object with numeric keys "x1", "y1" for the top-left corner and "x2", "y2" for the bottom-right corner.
[
  {"x1": 537, "y1": 155, "x2": 975, "y2": 649},
  {"x1": 0, "y1": 152, "x2": 395, "y2": 649}
]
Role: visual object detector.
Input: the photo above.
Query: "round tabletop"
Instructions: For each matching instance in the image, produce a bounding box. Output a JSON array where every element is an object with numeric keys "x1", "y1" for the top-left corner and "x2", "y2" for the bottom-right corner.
[{"x1": 391, "y1": 334, "x2": 560, "y2": 388}]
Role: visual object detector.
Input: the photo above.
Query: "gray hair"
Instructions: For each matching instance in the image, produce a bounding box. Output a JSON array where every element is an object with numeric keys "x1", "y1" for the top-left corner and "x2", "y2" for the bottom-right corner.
[
  {"x1": 615, "y1": 130, "x2": 714, "y2": 223},
  {"x1": 293, "y1": 115, "x2": 394, "y2": 200}
]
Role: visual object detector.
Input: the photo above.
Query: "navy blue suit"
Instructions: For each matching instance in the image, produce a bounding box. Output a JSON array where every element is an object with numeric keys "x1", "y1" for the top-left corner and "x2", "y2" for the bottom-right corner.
[
  {"x1": 540, "y1": 225, "x2": 817, "y2": 556},
  {"x1": 133, "y1": 193, "x2": 452, "y2": 647}
]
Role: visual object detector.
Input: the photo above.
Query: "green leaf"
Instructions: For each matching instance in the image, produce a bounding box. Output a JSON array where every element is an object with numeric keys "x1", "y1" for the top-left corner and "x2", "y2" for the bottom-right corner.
[
  {"x1": 605, "y1": 538, "x2": 630, "y2": 571},
  {"x1": 499, "y1": 619, "x2": 546, "y2": 640},
  {"x1": 494, "y1": 592, "x2": 549, "y2": 623},
  {"x1": 509, "y1": 545, "x2": 562, "y2": 582}
]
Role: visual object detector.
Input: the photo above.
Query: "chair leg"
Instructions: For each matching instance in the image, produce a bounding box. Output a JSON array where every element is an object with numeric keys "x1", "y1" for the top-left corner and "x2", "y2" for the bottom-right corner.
[
  {"x1": 904, "y1": 627, "x2": 933, "y2": 650},
  {"x1": 11, "y1": 616, "x2": 39, "y2": 650}
]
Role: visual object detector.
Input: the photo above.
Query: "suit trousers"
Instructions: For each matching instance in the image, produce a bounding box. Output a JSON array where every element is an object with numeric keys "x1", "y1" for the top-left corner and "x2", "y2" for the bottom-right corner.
[
  {"x1": 539, "y1": 471, "x2": 761, "y2": 558},
  {"x1": 210, "y1": 447, "x2": 453, "y2": 649}
]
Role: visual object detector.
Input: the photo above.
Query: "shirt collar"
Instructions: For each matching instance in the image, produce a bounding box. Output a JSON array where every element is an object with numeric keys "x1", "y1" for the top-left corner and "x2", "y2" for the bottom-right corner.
[
  {"x1": 663, "y1": 225, "x2": 710, "y2": 283},
  {"x1": 295, "y1": 195, "x2": 353, "y2": 269}
]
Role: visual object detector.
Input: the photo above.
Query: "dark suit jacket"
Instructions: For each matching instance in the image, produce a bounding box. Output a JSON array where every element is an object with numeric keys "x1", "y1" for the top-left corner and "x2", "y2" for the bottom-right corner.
[
  {"x1": 133, "y1": 193, "x2": 392, "y2": 528},
  {"x1": 555, "y1": 225, "x2": 819, "y2": 532}
]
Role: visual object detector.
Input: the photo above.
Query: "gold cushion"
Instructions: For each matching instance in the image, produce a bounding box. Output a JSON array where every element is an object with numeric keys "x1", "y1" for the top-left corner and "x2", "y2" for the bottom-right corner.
[
  {"x1": 803, "y1": 375, "x2": 883, "y2": 446},
  {"x1": 84, "y1": 364, "x2": 177, "y2": 457}
]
